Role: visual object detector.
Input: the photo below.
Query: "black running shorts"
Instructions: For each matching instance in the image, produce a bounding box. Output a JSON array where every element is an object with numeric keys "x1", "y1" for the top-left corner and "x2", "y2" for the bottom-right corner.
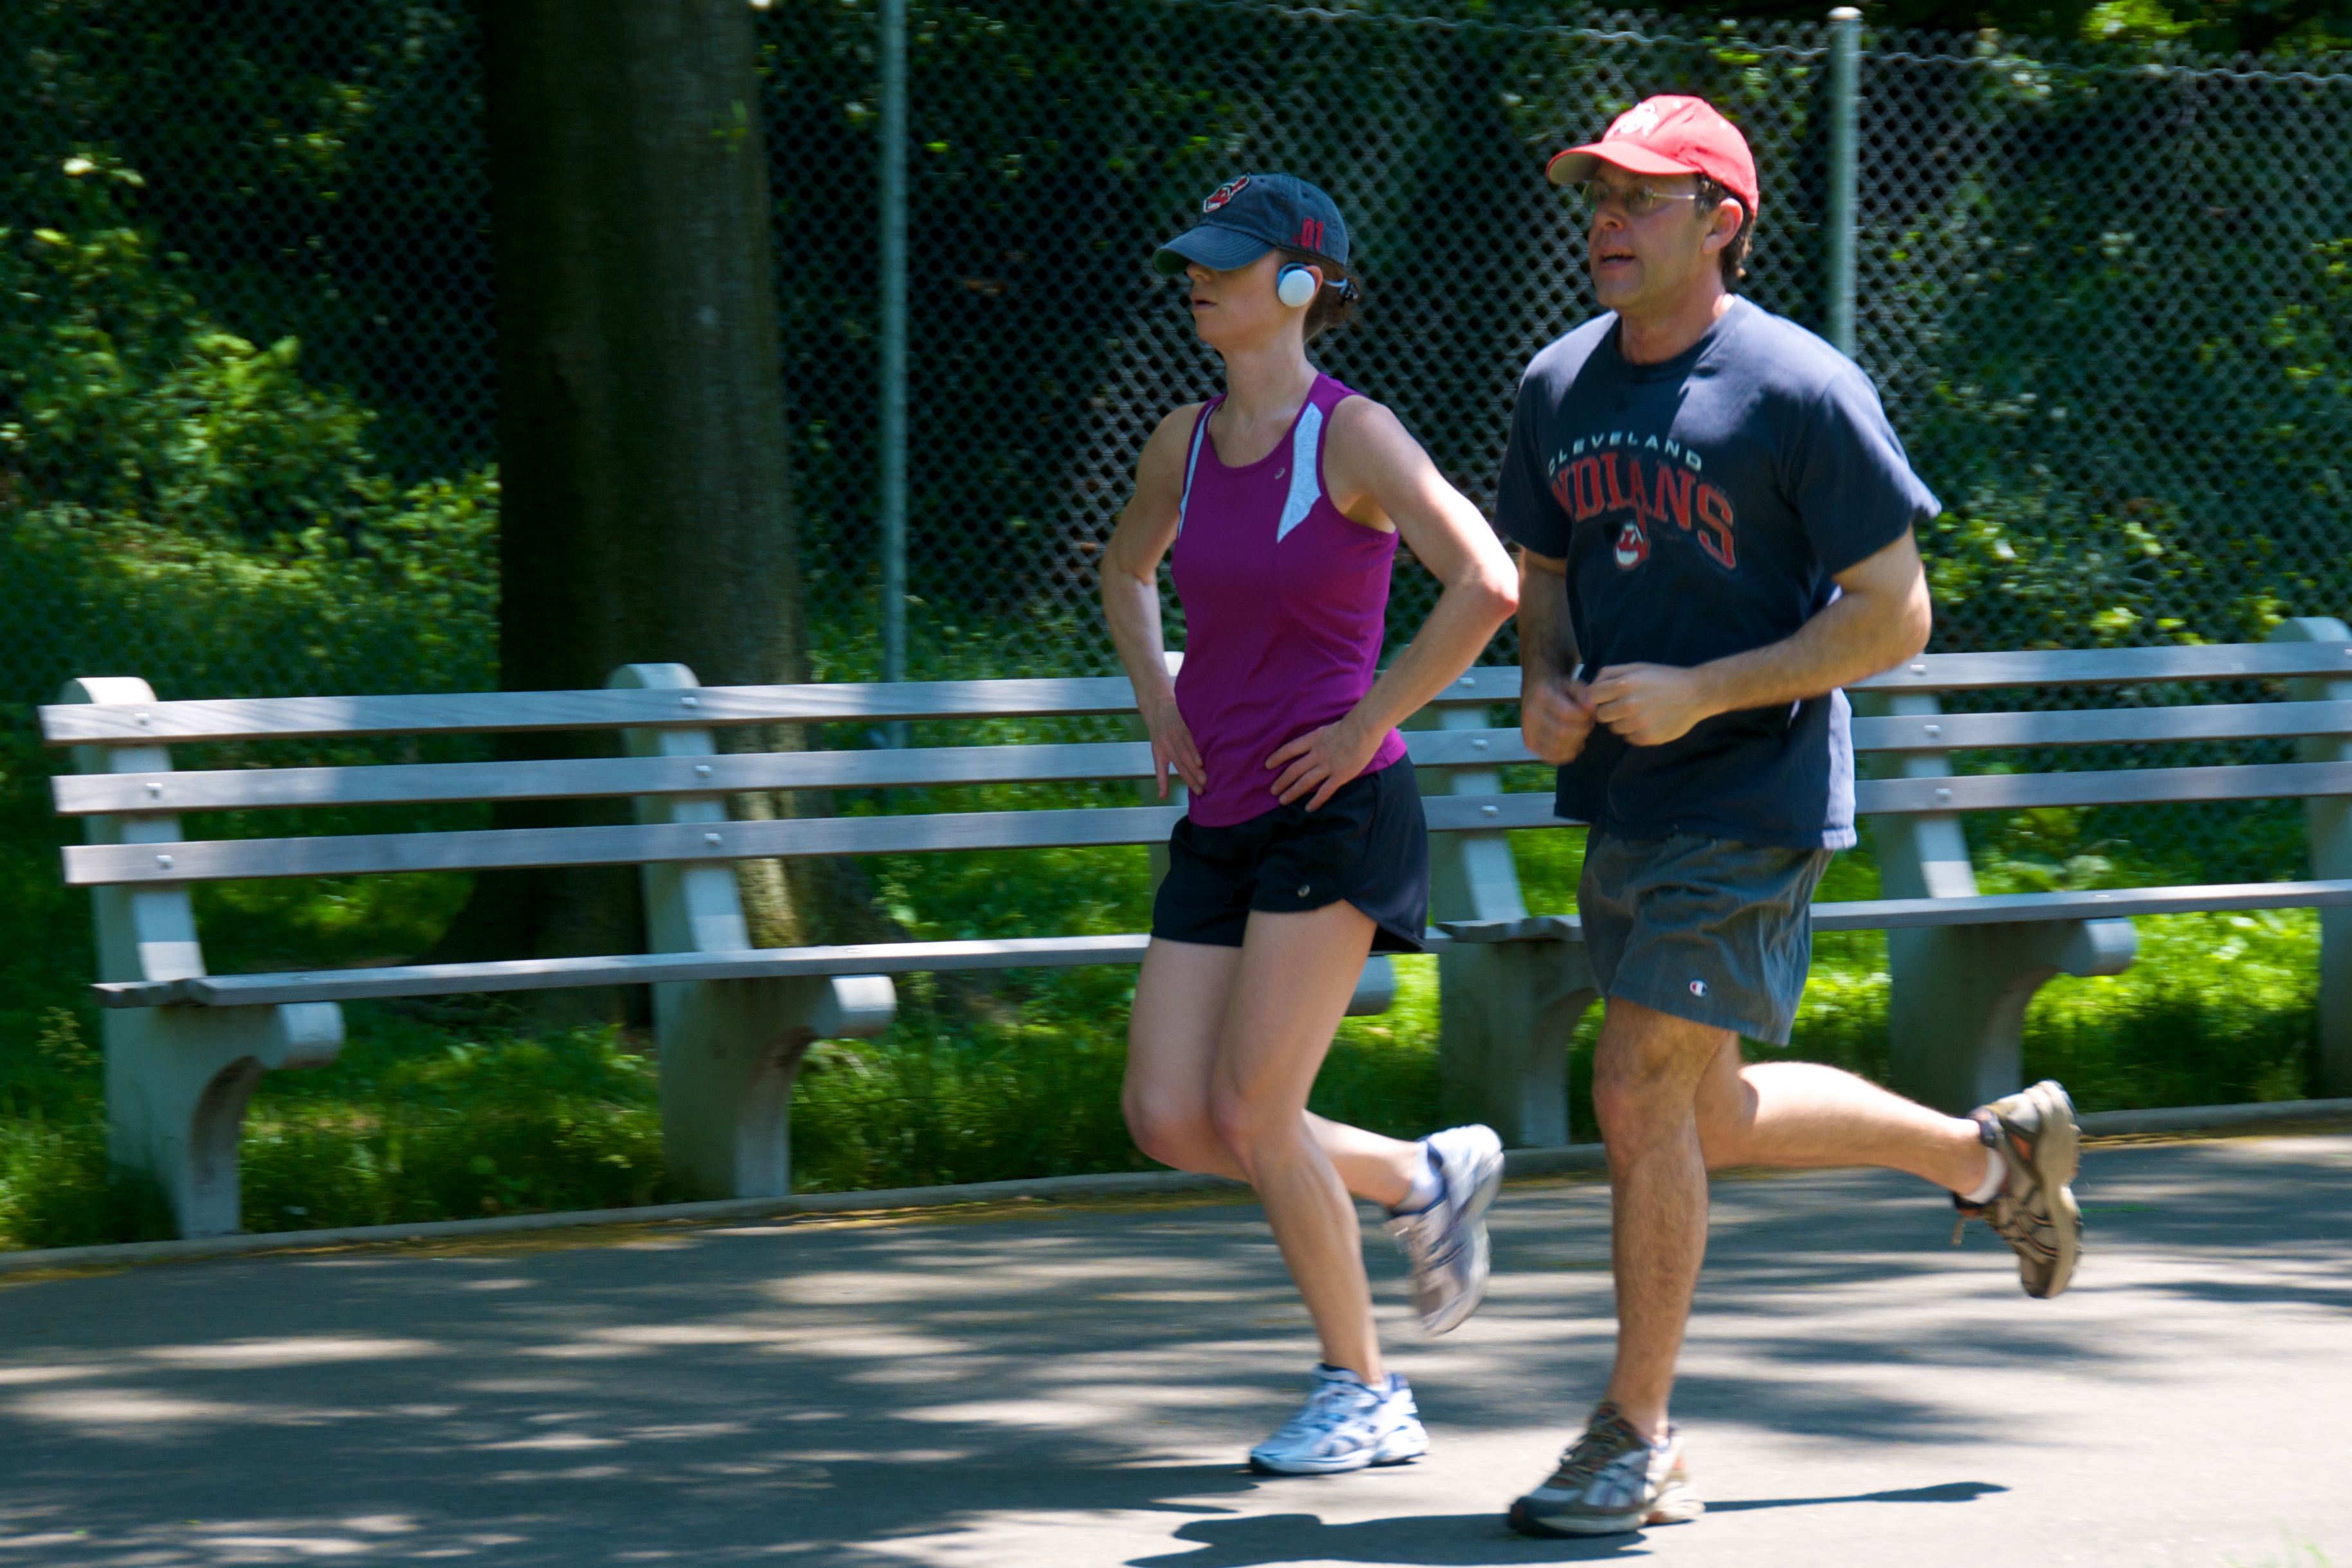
[{"x1": 1150, "y1": 758, "x2": 1429, "y2": 954}]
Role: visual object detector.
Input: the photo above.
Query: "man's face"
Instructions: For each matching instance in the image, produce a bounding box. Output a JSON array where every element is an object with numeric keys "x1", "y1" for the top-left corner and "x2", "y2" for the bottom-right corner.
[{"x1": 1581, "y1": 167, "x2": 1736, "y2": 314}]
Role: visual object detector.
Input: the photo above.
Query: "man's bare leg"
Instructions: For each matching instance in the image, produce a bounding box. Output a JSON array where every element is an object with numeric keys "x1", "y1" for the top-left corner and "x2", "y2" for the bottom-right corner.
[
  {"x1": 1595, "y1": 1004, "x2": 2000, "y2": 1441},
  {"x1": 1588, "y1": 998, "x2": 1728, "y2": 1442},
  {"x1": 1695, "y1": 1041, "x2": 1987, "y2": 1191}
]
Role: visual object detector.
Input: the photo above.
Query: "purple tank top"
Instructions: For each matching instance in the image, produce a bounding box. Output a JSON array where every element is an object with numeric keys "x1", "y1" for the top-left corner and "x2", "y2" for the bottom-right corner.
[{"x1": 1170, "y1": 373, "x2": 1410, "y2": 828}]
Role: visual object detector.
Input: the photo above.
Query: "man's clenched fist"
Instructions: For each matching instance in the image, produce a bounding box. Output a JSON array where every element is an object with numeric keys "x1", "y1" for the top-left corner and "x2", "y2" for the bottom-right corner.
[{"x1": 1522, "y1": 676, "x2": 1598, "y2": 765}]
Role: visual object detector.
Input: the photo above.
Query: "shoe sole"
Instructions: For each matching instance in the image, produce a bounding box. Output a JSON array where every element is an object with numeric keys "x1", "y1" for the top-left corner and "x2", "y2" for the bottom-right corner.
[
  {"x1": 1248, "y1": 1441, "x2": 1426, "y2": 1477},
  {"x1": 2019, "y1": 1080, "x2": 2082, "y2": 1299},
  {"x1": 1506, "y1": 1478, "x2": 1703, "y2": 1537}
]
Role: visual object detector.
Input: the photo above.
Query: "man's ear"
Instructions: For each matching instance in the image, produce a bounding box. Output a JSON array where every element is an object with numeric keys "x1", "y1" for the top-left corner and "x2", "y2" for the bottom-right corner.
[{"x1": 1699, "y1": 199, "x2": 1741, "y2": 257}]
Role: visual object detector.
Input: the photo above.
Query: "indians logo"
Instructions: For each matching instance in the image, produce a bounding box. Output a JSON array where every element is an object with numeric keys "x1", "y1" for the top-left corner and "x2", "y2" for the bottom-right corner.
[
  {"x1": 1551, "y1": 440, "x2": 1739, "y2": 573},
  {"x1": 1613, "y1": 521, "x2": 1650, "y2": 570},
  {"x1": 1203, "y1": 175, "x2": 1252, "y2": 213}
]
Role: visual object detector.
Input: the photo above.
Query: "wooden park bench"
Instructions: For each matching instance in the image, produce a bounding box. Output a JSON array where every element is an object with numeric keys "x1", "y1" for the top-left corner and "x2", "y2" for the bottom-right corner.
[
  {"x1": 44, "y1": 622, "x2": 2352, "y2": 1238},
  {"x1": 44, "y1": 657, "x2": 1504, "y2": 1238},
  {"x1": 1427, "y1": 619, "x2": 2352, "y2": 1143}
]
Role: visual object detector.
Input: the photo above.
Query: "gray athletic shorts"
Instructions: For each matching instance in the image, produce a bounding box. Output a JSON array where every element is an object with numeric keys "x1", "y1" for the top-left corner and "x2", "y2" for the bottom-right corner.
[{"x1": 1578, "y1": 830, "x2": 1833, "y2": 1046}]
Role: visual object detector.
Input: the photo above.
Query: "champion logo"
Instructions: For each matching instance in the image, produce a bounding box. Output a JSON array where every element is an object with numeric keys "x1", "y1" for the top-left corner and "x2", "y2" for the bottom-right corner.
[
  {"x1": 1203, "y1": 175, "x2": 1252, "y2": 213},
  {"x1": 1610, "y1": 102, "x2": 1664, "y2": 139},
  {"x1": 1613, "y1": 520, "x2": 1650, "y2": 570},
  {"x1": 1689, "y1": 979, "x2": 1708, "y2": 998}
]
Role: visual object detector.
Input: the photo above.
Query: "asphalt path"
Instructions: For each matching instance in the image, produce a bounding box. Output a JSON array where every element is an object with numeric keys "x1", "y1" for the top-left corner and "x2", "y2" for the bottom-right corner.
[{"x1": 0, "y1": 1132, "x2": 2345, "y2": 1567}]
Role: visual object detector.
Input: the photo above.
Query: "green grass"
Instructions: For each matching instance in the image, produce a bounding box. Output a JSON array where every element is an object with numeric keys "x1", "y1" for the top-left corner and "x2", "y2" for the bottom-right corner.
[{"x1": 0, "y1": 717, "x2": 2330, "y2": 1251}]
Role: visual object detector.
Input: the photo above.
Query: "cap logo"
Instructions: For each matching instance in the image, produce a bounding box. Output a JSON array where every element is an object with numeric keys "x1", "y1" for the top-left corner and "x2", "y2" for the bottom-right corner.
[
  {"x1": 1610, "y1": 102, "x2": 1664, "y2": 139},
  {"x1": 1203, "y1": 176, "x2": 1252, "y2": 213},
  {"x1": 1297, "y1": 217, "x2": 1326, "y2": 251}
]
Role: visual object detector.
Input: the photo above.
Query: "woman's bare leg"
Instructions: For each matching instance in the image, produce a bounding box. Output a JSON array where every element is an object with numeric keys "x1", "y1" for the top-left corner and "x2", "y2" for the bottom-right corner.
[
  {"x1": 1206, "y1": 902, "x2": 1393, "y2": 1384},
  {"x1": 1124, "y1": 936, "x2": 1418, "y2": 1208}
]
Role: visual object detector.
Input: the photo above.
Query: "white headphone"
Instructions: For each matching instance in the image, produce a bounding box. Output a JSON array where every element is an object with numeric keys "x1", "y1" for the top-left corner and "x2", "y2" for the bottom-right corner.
[{"x1": 1276, "y1": 263, "x2": 1319, "y2": 308}]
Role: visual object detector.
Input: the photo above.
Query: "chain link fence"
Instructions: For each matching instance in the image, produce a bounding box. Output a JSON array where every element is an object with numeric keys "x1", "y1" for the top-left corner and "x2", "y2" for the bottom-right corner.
[{"x1": 4, "y1": 1, "x2": 2351, "y2": 878}]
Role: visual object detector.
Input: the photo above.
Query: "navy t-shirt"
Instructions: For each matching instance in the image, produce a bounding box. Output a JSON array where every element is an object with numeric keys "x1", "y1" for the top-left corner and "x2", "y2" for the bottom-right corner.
[{"x1": 1496, "y1": 298, "x2": 1940, "y2": 850}]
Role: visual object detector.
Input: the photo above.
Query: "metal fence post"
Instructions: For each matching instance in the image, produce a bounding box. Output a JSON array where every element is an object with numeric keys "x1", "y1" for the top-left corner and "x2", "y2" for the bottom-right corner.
[
  {"x1": 1826, "y1": 5, "x2": 1860, "y2": 358},
  {"x1": 878, "y1": 0, "x2": 909, "y2": 713}
]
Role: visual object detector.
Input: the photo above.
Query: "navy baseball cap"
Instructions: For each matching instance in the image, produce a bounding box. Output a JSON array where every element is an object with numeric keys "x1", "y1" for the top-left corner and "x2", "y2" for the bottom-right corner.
[{"x1": 1153, "y1": 173, "x2": 1350, "y2": 276}]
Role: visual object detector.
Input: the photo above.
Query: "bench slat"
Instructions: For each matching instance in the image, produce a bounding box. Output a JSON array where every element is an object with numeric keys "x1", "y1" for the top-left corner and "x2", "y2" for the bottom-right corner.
[
  {"x1": 1441, "y1": 878, "x2": 2352, "y2": 943},
  {"x1": 96, "y1": 875, "x2": 2352, "y2": 1008},
  {"x1": 93, "y1": 934, "x2": 1163, "y2": 1008},
  {"x1": 1845, "y1": 641, "x2": 2352, "y2": 693},
  {"x1": 44, "y1": 641, "x2": 2351, "y2": 747},
  {"x1": 1853, "y1": 760, "x2": 2352, "y2": 814},
  {"x1": 53, "y1": 726, "x2": 1547, "y2": 816},
  {"x1": 59, "y1": 697, "x2": 2352, "y2": 817},
  {"x1": 57, "y1": 756, "x2": 2352, "y2": 889},
  {"x1": 61, "y1": 791, "x2": 1577, "y2": 887},
  {"x1": 64, "y1": 803, "x2": 1185, "y2": 887},
  {"x1": 1850, "y1": 699, "x2": 2352, "y2": 754},
  {"x1": 35, "y1": 667, "x2": 1514, "y2": 747}
]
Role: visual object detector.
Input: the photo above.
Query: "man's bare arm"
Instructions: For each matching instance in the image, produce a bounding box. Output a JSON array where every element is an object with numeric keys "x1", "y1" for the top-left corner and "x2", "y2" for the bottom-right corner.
[
  {"x1": 1587, "y1": 528, "x2": 1932, "y2": 749},
  {"x1": 1517, "y1": 548, "x2": 1598, "y2": 765}
]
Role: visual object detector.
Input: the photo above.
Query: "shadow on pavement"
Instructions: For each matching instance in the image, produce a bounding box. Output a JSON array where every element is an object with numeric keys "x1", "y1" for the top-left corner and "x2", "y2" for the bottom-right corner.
[
  {"x1": 0, "y1": 1137, "x2": 2340, "y2": 1563},
  {"x1": 1127, "y1": 1481, "x2": 2009, "y2": 1565}
]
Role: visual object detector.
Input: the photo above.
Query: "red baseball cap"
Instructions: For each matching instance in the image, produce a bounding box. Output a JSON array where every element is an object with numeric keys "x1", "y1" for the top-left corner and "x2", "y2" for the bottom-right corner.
[{"x1": 1546, "y1": 96, "x2": 1761, "y2": 218}]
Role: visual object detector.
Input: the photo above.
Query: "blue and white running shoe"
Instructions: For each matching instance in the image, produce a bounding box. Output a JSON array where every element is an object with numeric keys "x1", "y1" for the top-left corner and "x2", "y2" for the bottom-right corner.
[
  {"x1": 1248, "y1": 1364, "x2": 1429, "y2": 1475},
  {"x1": 1385, "y1": 1123, "x2": 1505, "y2": 1335}
]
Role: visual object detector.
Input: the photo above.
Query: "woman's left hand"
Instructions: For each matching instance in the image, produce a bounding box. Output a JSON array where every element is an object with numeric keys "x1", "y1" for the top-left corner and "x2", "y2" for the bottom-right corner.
[{"x1": 1265, "y1": 720, "x2": 1384, "y2": 811}]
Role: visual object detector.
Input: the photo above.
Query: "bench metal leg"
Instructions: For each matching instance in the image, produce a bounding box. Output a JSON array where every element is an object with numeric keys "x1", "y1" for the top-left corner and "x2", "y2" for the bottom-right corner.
[
  {"x1": 1860, "y1": 689, "x2": 2139, "y2": 1114},
  {"x1": 1438, "y1": 941, "x2": 1598, "y2": 1147},
  {"x1": 615, "y1": 663, "x2": 899, "y2": 1198},
  {"x1": 103, "y1": 1002, "x2": 344, "y2": 1239},
  {"x1": 2274, "y1": 618, "x2": 2352, "y2": 1096},
  {"x1": 1412, "y1": 708, "x2": 1592, "y2": 1144},
  {"x1": 654, "y1": 975, "x2": 894, "y2": 1199},
  {"x1": 1886, "y1": 919, "x2": 2135, "y2": 1114},
  {"x1": 63, "y1": 676, "x2": 348, "y2": 1238}
]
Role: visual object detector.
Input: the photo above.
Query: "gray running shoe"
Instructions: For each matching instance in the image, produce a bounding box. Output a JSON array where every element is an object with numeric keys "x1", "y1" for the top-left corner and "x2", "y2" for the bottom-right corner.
[
  {"x1": 1247, "y1": 1364, "x2": 1428, "y2": 1475},
  {"x1": 1507, "y1": 1402, "x2": 1704, "y2": 1537},
  {"x1": 1384, "y1": 1123, "x2": 1504, "y2": 1336},
  {"x1": 1953, "y1": 1078, "x2": 2083, "y2": 1299}
]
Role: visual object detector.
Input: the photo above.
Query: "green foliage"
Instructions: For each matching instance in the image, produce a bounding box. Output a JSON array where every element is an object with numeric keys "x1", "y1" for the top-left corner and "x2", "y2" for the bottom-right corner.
[
  {"x1": 0, "y1": 141, "x2": 499, "y2": 707},
  {"x1": 1, "y1": 206, "x2": 379, "y2": 543}
]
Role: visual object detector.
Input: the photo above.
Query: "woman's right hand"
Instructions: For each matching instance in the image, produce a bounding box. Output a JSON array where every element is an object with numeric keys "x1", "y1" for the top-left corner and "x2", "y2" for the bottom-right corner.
[{"x1": 1144, "y1": 697, "x2": 1208, "y2": 798}]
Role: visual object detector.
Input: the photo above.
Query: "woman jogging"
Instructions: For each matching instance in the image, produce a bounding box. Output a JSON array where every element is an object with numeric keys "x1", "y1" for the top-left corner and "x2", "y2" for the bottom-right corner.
[{"x1": 1100, "y1": 172, "x2": 1520, "y2": 1476}]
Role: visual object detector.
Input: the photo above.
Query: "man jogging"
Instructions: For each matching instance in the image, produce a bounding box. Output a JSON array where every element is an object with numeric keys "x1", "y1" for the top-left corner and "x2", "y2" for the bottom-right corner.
[{"x1": 1495, "y1": 96, "x2": 2084, "y2": 1538}]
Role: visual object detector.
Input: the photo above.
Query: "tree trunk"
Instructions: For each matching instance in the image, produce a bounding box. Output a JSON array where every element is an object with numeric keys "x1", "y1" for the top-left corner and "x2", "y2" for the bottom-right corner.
[{"x1": 443, "y1": 0, "x2": 805, "y2": 996}]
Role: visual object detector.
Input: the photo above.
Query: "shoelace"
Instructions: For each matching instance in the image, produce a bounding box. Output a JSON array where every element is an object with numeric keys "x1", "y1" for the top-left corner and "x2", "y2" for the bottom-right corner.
[
  {"x1": 1549, "y1": 1418, "x2": 1641, "y2": 1486},
  {"x1": 1274, "y1": 1378, "x2": 1374, "y2": 1442}
]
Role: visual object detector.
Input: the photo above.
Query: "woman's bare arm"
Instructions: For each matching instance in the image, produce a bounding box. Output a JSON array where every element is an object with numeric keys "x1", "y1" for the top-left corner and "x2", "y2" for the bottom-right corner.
[
  {"x1": 1100, "y1": 405, "x2": 1208, "y2": 797},
  {"x1": 1263, "y1": 396, "x2": 1519, "y2": 808}
]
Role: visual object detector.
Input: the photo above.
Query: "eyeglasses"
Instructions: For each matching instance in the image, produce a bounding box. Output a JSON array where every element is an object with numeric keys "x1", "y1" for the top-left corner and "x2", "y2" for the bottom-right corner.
[{"x1": 1569, "y1": 181, "x2": 1703, "y2": 220}]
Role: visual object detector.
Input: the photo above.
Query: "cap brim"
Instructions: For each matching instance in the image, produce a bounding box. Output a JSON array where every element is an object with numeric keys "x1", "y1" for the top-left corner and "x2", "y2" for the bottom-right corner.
[
  {"x1": 1545, "y1": 141, "x2": 1702, "y2": 186},
  {"x1": 1152, "y1": 222, "x2": 1274, "y2": 276}
]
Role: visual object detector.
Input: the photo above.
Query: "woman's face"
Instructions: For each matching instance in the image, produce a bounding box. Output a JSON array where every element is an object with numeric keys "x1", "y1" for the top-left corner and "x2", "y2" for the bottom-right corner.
[{"x1": 1182, "y1": 251, "x2": 1314, "y2": 353}]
